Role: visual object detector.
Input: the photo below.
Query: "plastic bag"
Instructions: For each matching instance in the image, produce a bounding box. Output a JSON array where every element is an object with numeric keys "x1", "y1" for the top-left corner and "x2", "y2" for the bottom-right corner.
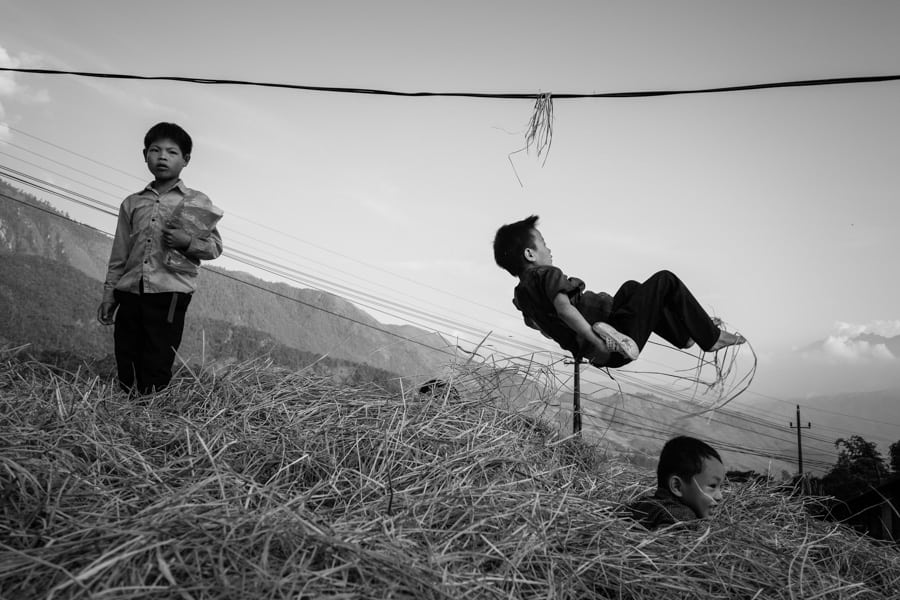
[{"x1": 163, "y1": 200, "x2": 224, "y2": 274}]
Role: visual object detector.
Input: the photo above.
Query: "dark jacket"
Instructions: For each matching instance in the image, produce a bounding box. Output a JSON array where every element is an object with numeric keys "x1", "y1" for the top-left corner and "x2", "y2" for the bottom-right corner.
[{"x1": 626, "y1": 489, "x2": 699, "y2": 530}]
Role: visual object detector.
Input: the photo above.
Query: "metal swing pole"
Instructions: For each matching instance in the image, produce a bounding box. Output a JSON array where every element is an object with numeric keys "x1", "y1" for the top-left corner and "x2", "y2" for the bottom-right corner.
[{"x1": 572, "y1": 355, "x2": 582, "y2": 436}]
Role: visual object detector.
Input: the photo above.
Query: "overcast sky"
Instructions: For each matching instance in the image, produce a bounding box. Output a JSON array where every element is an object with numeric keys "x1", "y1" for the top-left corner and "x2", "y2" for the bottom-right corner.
[{"x1": 1, "y1": 0, "x2": 899, "y2": 403}]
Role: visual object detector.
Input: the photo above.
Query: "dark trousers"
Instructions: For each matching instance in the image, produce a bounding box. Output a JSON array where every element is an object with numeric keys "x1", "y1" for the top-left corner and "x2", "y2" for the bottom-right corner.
[
  {"x1": 113, "y1": 286, "x2": 191, "y2": 394},
  {"x1": 606, "y1": 270, "x2": 720, "y2": 357}
]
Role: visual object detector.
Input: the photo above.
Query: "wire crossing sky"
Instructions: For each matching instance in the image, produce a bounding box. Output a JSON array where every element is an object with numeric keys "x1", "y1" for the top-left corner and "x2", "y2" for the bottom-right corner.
[{"x1": 4, "y1": 66, "x2": 900, "y2": 98}]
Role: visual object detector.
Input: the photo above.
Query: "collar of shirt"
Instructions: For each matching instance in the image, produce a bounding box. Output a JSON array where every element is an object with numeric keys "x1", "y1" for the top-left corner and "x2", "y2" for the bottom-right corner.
[{"x1": 142, "y1": 179, "x2": 188, "y2": 197}]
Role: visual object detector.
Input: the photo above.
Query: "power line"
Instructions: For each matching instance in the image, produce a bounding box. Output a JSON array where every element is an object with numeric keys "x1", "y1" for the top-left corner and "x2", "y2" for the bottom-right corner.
[
  {"x1": 0, "y1": 164, "x2": 119, "y2": 214},
  {"x1": 0, "y1": 188, "x2": 456, "y2": 359},
  {"x1": 0, "y1": 163, "x2": 549, "y2": 359},
  {"x1": 3, "y1": 66, "x2": 900, "y2": 99},
  {"x1": 1, "y1": 168, "x2": 887, "y2": 463},
  {"x1": 0, "y1": 128, "x2": 531, "y2": 341},
  {"x1": 0, "y1": 150, "x2": 127, "y2": 202},
  {"x1": 0, "y1": 186, "x2": 843, "y2": 470},
  {"x1": 0, "y1": 138, "x2": 135, "y2": 194},
  {"x1": 0, "y1": 169, "x2": 564, "y2": 363},
  {"x1": 4, "y1": 125, "x2": 144, "y2": 182},
  {"x1": 607, "y1": 366, "x2": 845, "y2": 451},
  {"x1": 0, "y1": 156, "x2": 537, "y2": 354},
  {"x1": 0, "y1": 146, "x2": 889, "y2": 469},
  {"x1": 0, "y1": 167, "x2": 117, "y2": 217},
  {"x1": 744, "y1": 387, "x2": 900, "y2": 430}
]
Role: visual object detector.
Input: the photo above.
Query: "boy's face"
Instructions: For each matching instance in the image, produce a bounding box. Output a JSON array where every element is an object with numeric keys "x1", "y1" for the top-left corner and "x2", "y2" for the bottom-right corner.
[
  {"x1": 671, "y1": 457, "x2": 724, "y2": 518},
  {"x1": 523, "y1": 229, "x2": 553, "y2": 267},
  {"x1": 143, "y1": 137, "x2": 189, "y2": 183}
]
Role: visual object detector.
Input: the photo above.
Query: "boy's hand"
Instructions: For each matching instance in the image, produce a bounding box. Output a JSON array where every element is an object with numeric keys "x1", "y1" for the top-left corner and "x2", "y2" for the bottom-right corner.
[
  {"x1": 162, "y1": 226, "x2": 191, "y2": 251},
  {"x1": 97, "y1": 301, "x2": 118, "y2": 325}
]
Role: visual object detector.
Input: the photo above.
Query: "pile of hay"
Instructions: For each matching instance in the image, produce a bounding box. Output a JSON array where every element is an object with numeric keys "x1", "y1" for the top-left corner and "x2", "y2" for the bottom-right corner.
[{"x1": 1, "y1": 355, "x2": 899, "y2": 599}]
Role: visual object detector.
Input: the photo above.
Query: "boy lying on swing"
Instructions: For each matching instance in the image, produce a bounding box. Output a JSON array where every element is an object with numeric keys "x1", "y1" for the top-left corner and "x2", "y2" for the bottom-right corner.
[{"x1": 492, "y1": 215, "x2": 745, "y2": 368}]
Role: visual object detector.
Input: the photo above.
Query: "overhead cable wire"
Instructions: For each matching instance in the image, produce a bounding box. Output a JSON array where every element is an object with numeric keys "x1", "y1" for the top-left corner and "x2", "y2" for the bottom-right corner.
[
  {"x1": 0, "y1": 167, "x2": 117, "y2": 218},
  {"x1": 584, "y1": 383, "x2": 826, "y2": 455},
  {"x1": 578, "y1": 401, "x2": 834, "y2": 469},
  {"x1": 0, "y1": 138, "x2": 135, "y2": 194},
  {"x1": 0, "y1": 164, "x2": 119, "y2": 214},
  {"x1": 0, "y1": 151, "x2": 127, "y2": 203},
  {"x1": 0, "y1": 191, "x2": 113, "y2": 239},
  {"x1": 3, "y1": 67, "x2": 900, "y2": 99},
  {"x1": 740, "y1": 387, "x2": 900, "y2": 430},
  {"x1": 581, "y1": 400, "x2": 836, "y2": 469},
  {"x1": 579, "y1": 367, "x2": 846, "y2": 453},
  {"x1": 5, "y1": 125, "x2": 145, "y2": 182}
]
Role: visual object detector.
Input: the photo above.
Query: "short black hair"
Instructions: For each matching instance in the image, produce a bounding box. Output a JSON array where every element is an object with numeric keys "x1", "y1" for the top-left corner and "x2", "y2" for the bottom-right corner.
[
  {"x1": 657, "y1": 435, "x2": 722, "y2": 489},
  {"x1": 144, "y1": 122, "x2": 193, "y2": 156},
  {"x1": 493, "y1": 215, "x2": 540, "y2": 276}
]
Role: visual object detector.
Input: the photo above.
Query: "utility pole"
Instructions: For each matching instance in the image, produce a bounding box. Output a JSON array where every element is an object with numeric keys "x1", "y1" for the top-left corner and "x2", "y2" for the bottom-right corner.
[{"x1": 789, "y1": 404, "x2": 812, "y2": 475}]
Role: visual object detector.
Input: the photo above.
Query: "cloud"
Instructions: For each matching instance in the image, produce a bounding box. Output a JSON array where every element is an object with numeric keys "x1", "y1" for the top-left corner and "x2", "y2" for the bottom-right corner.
[
  {"x1": 0, "y1": 45, "x2": 50, "y2": 133},
  {"x1": 794, "y1": 319, "x2": 899, "y2": 368},
  {"x1": 805, "y1": 334, "x2": 895, "y2": 363},
  {"x1": 0, "y1": 46, "x2": 22, "y2": 97},
  {"x1": 834, "y1": 319, "x2": 900, "y2": 338}
]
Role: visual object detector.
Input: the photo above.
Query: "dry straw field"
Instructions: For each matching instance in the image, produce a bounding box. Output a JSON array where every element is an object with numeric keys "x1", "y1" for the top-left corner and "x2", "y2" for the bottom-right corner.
[{"x1": 1, "y1": 352, "x2": 899, "y2": 599}]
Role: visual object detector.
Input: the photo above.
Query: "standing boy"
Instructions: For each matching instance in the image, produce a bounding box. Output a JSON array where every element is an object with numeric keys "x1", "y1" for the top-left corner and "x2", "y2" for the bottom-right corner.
[
  {"x1": 626, "y1": 435, "x2": 725, "y2": 529},
  {"x1": 492, "y1": 215, "x2": 744, "y2": 367},
  {"x1": 97, "y1": 122, "x2": 223, "y2": 394}
]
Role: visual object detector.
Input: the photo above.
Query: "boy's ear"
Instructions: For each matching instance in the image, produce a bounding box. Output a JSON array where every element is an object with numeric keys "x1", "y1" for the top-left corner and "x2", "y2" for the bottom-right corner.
[
  {"x1": 667, "y1": 474, "x2": 686, "y2": 498},
  {"x1": 523, "y1": 247, "x2": 536, "y2": 263},
  {"x1": 183, "y1": 153, "x2": 191, "y2": 166}
]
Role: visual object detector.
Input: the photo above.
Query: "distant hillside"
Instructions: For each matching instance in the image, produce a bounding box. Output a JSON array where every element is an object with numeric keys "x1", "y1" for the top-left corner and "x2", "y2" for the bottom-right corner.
[
  {"x1": 0, "y1": 177, "x2": 451, "y2": 379},
  {"x1": 579, "y1": 392, "x2": 799, "y2": 476},
  {"x1": 0, "y1": 253, "x2": 404, "y2": 388},
  {"x1": 193, "y1": 267, "x2": 449, "y2": 378},
  {"x1": 751, "y1": 389, "x2": 900, "y2": 467},
  {"x1": 0, "y1": 179, "x2": 111, "y2": 280},
  {"x1": 0, "y1": 252, "x2": 108, "y2": 356}
]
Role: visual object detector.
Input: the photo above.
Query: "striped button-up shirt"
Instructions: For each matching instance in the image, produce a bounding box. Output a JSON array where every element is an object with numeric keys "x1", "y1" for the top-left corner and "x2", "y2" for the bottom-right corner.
[{"x1": 102, "y1": 180, "x2": 223, "y2": 303}]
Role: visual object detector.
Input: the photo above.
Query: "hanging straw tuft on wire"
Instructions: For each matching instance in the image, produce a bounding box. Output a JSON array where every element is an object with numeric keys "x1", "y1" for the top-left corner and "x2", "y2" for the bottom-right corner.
[{"x1": 525, "y1": 92, "x2": 554, "y2": 164}]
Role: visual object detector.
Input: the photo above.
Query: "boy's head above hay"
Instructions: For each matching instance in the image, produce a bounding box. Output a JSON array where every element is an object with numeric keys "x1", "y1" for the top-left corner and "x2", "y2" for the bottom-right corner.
[
  {"x1": 493, "y1": 214, "x2": 551, "y2": 277},
  {"x1": 657, "y1": 435, "x2": 725, "y2": 518}
]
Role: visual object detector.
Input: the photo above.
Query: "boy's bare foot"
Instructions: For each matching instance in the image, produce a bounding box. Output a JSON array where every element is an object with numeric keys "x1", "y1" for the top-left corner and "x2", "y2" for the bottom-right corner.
[
  {"x1": 709, "y1": 329, "x2": 746, "y2": 352},
  {"x1": 591, "y1": 322, "x2": 640, "y2": 362}
]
